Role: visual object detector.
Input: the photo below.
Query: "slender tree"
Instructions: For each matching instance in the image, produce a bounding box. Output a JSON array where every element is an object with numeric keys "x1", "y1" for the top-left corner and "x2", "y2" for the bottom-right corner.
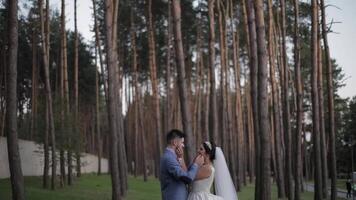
[
  {"x1": 293, "y1": 0, "x2": 303, "y2": 199},
  {"x1": 6, "y1": 0, "x2": 26, "y2": 198},
  {"x1": 172, "y1": 0, "x2": 195, "y2": 161},
  {"x1": 267, "y1": 0, "x2": 286, "y2": 197},
  {"x1": 208, "y1": 0, "x2": 218, "y2": 142},
  {"x1": 318, "y1": 25, "x2": 328, "y2": 198},
  {"x1": 255, "y1": 0, "x2": 271, "y2": 199},
  {"x1": 70, "y1": 0, "x2": 79, "y2": 184},
  {"x1": 39, "y1": 0, "x2": 57, "y2": 190},
  {"x1": 279, "y1": 0, "x2": 293, "y2": 197},
  {"x1": 320, "y1": 0, "x2": 337, "y2": 198},
  {"x1": 104, "y1": 0, "x2": 122, "y2": 199},
  {"x1": 311, "y1": 0, "x2": 323, "y2": 198},
  {"x1": 146, "y1": 0, "x2": 163, "y2": 177},
  {"x1": 246, "y1": 0, "x2": 260, "y2": 197}
]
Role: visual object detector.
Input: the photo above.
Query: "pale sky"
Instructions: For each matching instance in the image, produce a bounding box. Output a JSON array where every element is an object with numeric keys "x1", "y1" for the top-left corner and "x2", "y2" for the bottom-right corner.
[
  {"x1": 326, "y1": 0, "x2": 356, "y2": 99},
  {"x1": 48, "y1": 0, "x2": 356, "y2": 99}
]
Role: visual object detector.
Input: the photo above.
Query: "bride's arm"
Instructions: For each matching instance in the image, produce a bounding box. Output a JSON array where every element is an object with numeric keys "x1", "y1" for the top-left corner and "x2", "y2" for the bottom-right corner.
[{"x1": 194, "y1": 165, "x2": 212, "y2": 180}]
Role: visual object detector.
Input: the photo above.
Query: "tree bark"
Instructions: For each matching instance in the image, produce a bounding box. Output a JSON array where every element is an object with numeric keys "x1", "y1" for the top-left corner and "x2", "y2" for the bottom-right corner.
[
  {"x1": 208, "y1": 0, "x2": 218, "y2": 143},
  {"x1": 317, "y1": 25, "x2": 328, "y2": 199},
  {"x1": 172, "y1": 0, "x2": 195, "y2": 161},
  {"x1": 165, "y1": 0, "x2": 173, "y2": 133},
  {"x1": 246, "y1": 0, "x2": 260, "y2": 197},
  {"x1": 39, "y1": 0, "x2": 57, "y2": 190},
  {"x1": 279, "y1": 0, "x2": 293, "y2": 197},
  {"x1": 320, "y1": 0, "x2": 337, "y2": 198},
  {"x1": 231, "y1": 0, "x2": 244, "y2": 190},
  {"x1": 293, "y1": 0, "x2": 303, "y2": 199},
  {"x1": 147, "y1": 0, "x2": 163, "y2": 177},
  {"x1": 104, "y1": 0, "x2": 122, "y2": 199},
  {"x1": 6, "y1": 0, "x2": 26, "y2": 198},
  {"x1": 267, "y1": 0, "x2": 286, "y2": 197},
  {"x1": 311, "y1": 0, "x2": 323, "y2": 198},
  {"x1": 255, "y1": 0, "x2": 271, "y2": 199}
]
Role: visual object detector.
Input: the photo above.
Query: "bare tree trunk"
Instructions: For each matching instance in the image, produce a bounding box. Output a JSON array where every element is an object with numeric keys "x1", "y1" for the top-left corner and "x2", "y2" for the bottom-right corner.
[
  {"x1": 311, "y1": 0, "x2": 323, "y2": 198},
  {"x1": 31, "y1": 29, "x2": 37, "y2": 141},
  {"x1": 6, "y1": 0, "x2": 26, "y2": 198},
  {"x1": 172, "y1": 0, "x2": 195, "y2": 161},
  {"x1": 43, "y1": 98, "x2": 50, "y2": 188},
  {"x1": 94, "y1": 43, "x2": 102, "y2": 176},
  {"x1": 279, "y1": 0, "x2": 293, "y2": 198},
  {"x1": 146, "y1": 0, "x2": 163, "y2": 177},
  {"x1": 293, "y1": 0, "x2": 303, "y2": 199},
  {"x1": 130, "y1": 7, "x2": 140, "y2": 179},
  {"x1": 105, "y1": 0, "x2": 122, "y2": 199},
  {"x1": 255, "y1": 0, "x2": 271, "y2": 199},
  {"x1": 320, "y1": 0, "x2": 337, "y2": 198},
  {"x1": 69, "y1": 0, "x2": 79, "y2": 185},
  {"x1": 39, "y1": 0, "x2": 57, "y2": 190},
  {"x1": 165, "y1": 0, "x2": 173, "y2": 133},
  {"x1": 317, "y1": 25, "x2": 328, "y2": 199},
  {"x1": 246, "y1": 0, "x2": 260, "y2": 197},
  {"x1": 245, "y1": 81, "x2": 255, "y2": 183},
  {"x1": 217, "y1": 0, "x2": 228, "y2": 160},
  {"x1": 267, "y1": 0, "x2": 286, "y2": 197},
  {"x1": 208, "y1": 0, "x2": 218, "y2": 143},
  {"x1": 230, "y1": 0, "x2": 244, "y2": 190}
]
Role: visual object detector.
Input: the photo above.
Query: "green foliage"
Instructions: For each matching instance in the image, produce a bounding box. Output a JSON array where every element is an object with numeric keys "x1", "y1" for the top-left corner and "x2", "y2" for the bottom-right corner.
[
  {"x1": 1, "y1": 175, "x2": 343, "y2": 200},
  {"x1": 0, "y1": 175, "x2": 161, "y2": 200}
]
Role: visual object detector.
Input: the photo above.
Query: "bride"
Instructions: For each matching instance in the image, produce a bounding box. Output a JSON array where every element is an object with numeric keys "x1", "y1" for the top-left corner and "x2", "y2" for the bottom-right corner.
[{"x1": 187, "y1": 141, "x2": 238, "y2": 200}]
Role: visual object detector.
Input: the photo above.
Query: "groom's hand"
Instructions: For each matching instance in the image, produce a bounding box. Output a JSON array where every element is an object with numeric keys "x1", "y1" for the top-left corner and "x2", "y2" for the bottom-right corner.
[
  {"x1": 194, "y1": 155, "x2": 204, "y2": 167},
  {"x1": 175, "y1": 146, "x2": 184, "y2": 159}
]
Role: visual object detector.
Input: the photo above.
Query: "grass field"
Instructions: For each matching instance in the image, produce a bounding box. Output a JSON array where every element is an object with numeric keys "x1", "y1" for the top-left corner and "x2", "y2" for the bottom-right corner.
[{"x1": 0, "y1": 175, "x2": 344, "y2": 200}]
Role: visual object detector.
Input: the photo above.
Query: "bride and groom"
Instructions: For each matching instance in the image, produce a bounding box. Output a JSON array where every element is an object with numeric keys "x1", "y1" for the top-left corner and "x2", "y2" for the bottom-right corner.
[{"x1": 160, "y1": 129, "x2": 238, "y2": 200}]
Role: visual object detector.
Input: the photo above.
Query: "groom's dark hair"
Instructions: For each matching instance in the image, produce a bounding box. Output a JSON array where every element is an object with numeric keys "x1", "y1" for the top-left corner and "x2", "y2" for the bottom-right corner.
[{"x1": 166, "y1": 129, "x2": 186, "y2": 144}]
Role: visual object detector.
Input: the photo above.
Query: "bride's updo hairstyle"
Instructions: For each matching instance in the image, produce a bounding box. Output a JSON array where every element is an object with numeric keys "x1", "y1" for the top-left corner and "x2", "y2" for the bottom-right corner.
[{"x1": 203, "y1": 141, "x2": 216, "y2": 161}]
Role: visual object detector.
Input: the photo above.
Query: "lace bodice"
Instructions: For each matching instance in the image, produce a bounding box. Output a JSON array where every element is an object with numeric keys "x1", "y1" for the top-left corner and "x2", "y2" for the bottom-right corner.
[{"x1": 191, "y1": 166, "x2": 215, "y2": 193}]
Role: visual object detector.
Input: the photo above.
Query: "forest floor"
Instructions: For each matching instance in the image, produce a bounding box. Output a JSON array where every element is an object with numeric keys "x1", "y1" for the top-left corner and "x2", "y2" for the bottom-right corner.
[{"x1": 0, "y1": 174, "x2": 345, "y2": 200}]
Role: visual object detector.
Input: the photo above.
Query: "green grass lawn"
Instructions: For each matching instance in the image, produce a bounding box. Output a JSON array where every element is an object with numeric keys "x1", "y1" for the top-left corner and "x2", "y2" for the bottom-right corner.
[{"x1": 0, "y1": 175, "x2": 343, "y2": 200}]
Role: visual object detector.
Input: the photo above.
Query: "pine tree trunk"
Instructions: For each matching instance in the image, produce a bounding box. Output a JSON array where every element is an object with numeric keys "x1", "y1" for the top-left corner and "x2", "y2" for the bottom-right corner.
[
  {"x1": 208, "y1": 0, "x2": 218, "y2": 142},
  {"x1": 104, "y1": 0, "x2": 122, "y2": 199},
  {"x1": 69, "y1": 0, "x2": 79, "y2": 184},
  {"x1": 94, "y1": 44, "x2": 102, "y2": 176},
  {"x1": 246, "y1": 0, "x2": 260, "y2": 197},
  {"x1": 31, "y1": 30, "x2": 37, "y2": 141},
  {"x1": 147, "y1": 0, "x2": 163, "y2": 177},
  {"x1": 255, "y1": 0, "x2": 271, "y2": 199},
  {"x1": 231, "y1": 0, "x2": 244, "y2": 189},
  {"x1": 279, "y1": 0, "x2": 293, "y2": 198},
  {"x1": 267, "y1": 0, "x2": 286, "y2": 197},
  {"x1": 39, "y1": 0, "x2": 57, "y2": 190},
  {"x1": 320, "y1": 0, "x2": 337, "y2": 198},
  {"x1": 165, "y1": 0, "x2": 173, "y2": 133},
  {"x1": 317, "y1": 27, "x2": 328, "y2": 199},
  {"x1": 130, "y1": 7, "x2": 140, "y2": 179},
  {"x1": 172, "y1": 0, "x2": 195, "y2": 161},
  {"x1": 6, "y1": 0, "x2": 26, "y2": 198},
  {"x1": 311, "y1": 0, "x2": 323, "y2": 198},
  {"x1": 293, "y1": 0, "x2": 303, "y2": 199},
  {"x1": 217, "y1": 0, "x2": 228, "y2": 159},
  {"x1": 43, "y1": 99, "x2": 50, "y2": 188}
]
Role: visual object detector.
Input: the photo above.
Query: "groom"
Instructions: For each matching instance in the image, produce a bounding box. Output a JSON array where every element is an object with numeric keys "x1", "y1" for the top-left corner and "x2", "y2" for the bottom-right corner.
[{"x1": 160, "y1": 129, "x2": 204, "y2": 200}]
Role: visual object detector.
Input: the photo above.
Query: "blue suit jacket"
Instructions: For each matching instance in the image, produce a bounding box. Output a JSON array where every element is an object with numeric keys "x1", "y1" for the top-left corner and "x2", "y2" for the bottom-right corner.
[{"x1": 160, "y1": 148, "x2": 199, "y2": 200}]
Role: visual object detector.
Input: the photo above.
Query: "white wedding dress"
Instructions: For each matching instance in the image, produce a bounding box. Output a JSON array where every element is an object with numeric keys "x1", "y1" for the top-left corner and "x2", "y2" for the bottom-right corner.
[{"x1": 187, "y1": 166, "x2": 224, "y2": 200}]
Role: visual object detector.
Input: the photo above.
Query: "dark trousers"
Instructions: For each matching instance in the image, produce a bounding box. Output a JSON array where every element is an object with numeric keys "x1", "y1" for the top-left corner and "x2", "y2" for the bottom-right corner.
[{"x1": 347, "y1": 190, "x2": 351, "y2": 198}]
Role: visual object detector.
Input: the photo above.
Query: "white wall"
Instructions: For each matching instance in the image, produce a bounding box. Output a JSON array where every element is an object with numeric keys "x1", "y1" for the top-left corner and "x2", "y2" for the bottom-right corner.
[{"x1": 0, "y1": 137, "x2": 108, "y2": 179}]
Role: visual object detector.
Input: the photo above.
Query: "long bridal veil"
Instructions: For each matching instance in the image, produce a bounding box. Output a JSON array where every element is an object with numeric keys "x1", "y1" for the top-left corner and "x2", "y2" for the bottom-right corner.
[{"x1": 213, "y1": 147, "x2": 238, "y2": 200}]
